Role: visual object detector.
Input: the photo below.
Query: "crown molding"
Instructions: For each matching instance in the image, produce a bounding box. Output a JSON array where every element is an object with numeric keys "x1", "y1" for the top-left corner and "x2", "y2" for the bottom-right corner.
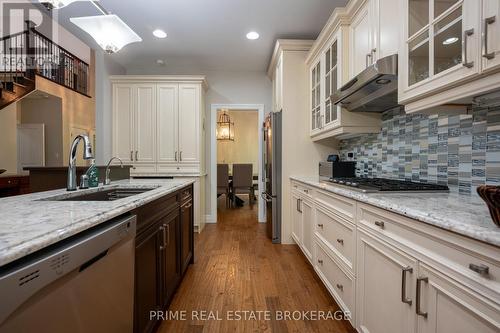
[
  {"x1": 109, "y1": 75, "x2": 209, "y2": 90},
  {"x1": 266, "y1": 39, "x2": 315, "y2": 78}
]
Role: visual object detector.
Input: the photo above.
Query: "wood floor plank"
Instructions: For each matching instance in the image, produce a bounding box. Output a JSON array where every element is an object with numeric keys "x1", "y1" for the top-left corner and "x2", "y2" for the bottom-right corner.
[{"x1": 158, "y1": 198, "x2": 356, "y2": 333}]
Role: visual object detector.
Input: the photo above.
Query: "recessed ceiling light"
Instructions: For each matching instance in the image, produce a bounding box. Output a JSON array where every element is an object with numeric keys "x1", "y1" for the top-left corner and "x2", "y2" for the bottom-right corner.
[
  {"x1": 153, "y1": 29, "x2": 167, "y2": 39},
  {"x1": 246, "y1": 31, "x2": 259, "y2": 40},
  {"x1": 156, "y1": 59, "x2": 166, "y2": 66},
  {"x1": 443, "y1": 37, "x2": 459, "y2": 45}
]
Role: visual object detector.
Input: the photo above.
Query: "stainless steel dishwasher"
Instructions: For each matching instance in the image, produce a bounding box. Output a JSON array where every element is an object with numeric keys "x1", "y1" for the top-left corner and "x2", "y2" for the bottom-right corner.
[{"x1": 0, "y1": 215, "x2": 136, "y2": 333}]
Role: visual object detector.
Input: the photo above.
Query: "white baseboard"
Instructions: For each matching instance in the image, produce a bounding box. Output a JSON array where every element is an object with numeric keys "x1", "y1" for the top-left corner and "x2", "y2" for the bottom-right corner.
[{"x1": 205, "y1": 214, "x2": 216, "y2": 223}]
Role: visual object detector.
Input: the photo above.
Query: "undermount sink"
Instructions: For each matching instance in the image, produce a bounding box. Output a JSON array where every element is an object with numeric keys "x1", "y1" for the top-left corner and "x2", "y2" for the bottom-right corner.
[{"x1": 44, "y1": 187, "x2": 157, "y2": 202}]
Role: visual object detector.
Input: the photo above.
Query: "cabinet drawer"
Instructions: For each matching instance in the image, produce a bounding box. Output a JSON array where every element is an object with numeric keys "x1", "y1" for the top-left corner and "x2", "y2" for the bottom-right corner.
[
  {"x1": 316, "y1": 205, "x2": 355, "y2": 272},
  {"x1": 315, "y1": 189, "x2": 355, "y2": 222},
  {"x1": 291, "y1": 181, "x2": 313, "y2": 199},
  {"x1": 157, "y1": 164, "x2": 200, "y2": 174},
  {"x1": 358, "y1": 204, "x2": 500, "y2": 302},
  {"x1": 314, "y1": 241, "x2": 355, "y2": 316},
  {"x1": 131, "y1": 164, "x2": 157, "y2": 175},
  {"x1": 0, "y1": 178, "x2": 19, "y2": 188}
]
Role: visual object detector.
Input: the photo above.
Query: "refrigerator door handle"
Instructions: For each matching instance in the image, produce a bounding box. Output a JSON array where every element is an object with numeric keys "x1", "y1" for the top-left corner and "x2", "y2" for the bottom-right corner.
[{"x1": 261, "y1": 192, "x2": 273, "y2": 202}]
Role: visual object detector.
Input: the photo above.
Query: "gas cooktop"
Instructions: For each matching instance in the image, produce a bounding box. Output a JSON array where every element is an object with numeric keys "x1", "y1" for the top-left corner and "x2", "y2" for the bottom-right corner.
[{"x1": 326, "y1": 177, "x2": 450, "y2": 193}]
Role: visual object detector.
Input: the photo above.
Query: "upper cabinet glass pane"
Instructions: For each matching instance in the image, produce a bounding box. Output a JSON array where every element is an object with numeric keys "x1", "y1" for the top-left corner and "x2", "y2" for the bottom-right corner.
[
  {"x1": 409, "y1": 30, "x2": 430, "y2": 85},
  {"x1": 433, "y1": 6, "x2": 462, "y2": 74},
  {"x1": 409, "y1": 0, "x2": 429, "y2": 37},
  {"x1": 326, "y1": 49, "x2": 331, "y2": 71},
  {"x1": 332, "y1": 41, "x2": 338, "y2": 66},
  {"x1": 434, "y1": 0, "x2": 459, "y2": 18}
]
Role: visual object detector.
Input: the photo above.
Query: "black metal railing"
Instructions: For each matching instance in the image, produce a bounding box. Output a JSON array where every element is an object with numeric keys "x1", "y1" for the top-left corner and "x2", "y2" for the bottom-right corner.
[{"x1": 0, "y1": 23, "x2": 89, "y2": 96}]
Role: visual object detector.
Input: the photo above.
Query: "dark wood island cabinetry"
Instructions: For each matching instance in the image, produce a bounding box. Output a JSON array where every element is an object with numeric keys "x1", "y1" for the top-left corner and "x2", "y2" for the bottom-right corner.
[{"x1": 132, "y1": 184, "x2": 194, "y2": 333}]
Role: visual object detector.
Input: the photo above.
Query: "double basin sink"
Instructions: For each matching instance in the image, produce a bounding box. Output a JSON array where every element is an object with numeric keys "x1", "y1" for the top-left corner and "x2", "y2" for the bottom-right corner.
[{"x1": 43, "y1": 187, "x2": 158, "y2": 202}]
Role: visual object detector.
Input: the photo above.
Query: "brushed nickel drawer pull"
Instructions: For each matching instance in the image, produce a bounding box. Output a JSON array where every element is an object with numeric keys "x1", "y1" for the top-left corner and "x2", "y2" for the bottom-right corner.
[
  {"x1": 336, "y1": 284, "x2": 344, "y2": 291},
  {"x1": 337, "y1": 238, "x2": 344, "y2": 245},
  {"x1": 375, "y1": 221, "x2": 385, "y2": 229},
  {"x1": 130, "y1": 151, "x2": 133, "y2": 161},
  {"x1": 135, "y1": 151, "x2": 138, "y2": 161},
  {"x1": 317, "y1": 259, "x2": 323, "y2": 265},
  {"x1": 401, "y1": 266, "x2": 413, "y2": 305},
  {"x1": 483, "y1": 16, "x2": 496, "y2": 59},
  {"x1": 416, "y1": 277, "x2": 428, "y2": 318},
  {"x1": 462, "y1": 28, "x2": 474, "y2": 68},
  {"x1": 303, "y1": 189, "x2": 309, "y2": 194},
  {"x1": 469, "y1": 263, "x2": 489, "y2": 276},
  {"x1": 317, "y1": 223, "x2": 324, "y2": 228},
  {"x1": 159, "y1": 226, "x2": 165, "y2": 251}
]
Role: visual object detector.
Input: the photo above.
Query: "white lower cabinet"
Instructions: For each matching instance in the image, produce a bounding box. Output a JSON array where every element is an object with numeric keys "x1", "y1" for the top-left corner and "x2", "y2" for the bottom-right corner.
[
  {"x1": 291, "y1": 192, "x2": 302, "y2": 245},
  {"x1": 356, "y1": 228, "x2": 417, "y2": 333},
  {"x1": 301, "y1": 199, "x2": 313, "y2": 260},
  {"x1": 416, "y1": 263, "x2": 500, "y2": 333},
  {"x1": 289, "y1": 179, "x2": 500, "y2": 333}
]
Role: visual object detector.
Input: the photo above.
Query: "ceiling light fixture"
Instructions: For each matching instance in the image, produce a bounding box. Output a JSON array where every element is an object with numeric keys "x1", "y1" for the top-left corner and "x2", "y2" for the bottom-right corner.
[
  {"x1": 71, "y1": 14, "x2": 142, "y2": 53},
  {"x1": 246, "y1": 31, "x2": 259, "y2": 40},
  {"x1": 38, "y1": 0, "x2": 97, "y2": 10},
  {"x1": 443, "y1": 37, "x2": 459, "y2": 45},
  {"x1": 153, "y1": 29, "x2": 167, "y2": 39},
  {"x1": 216, "y1": 110, "x2": 235, "y2": 141}
]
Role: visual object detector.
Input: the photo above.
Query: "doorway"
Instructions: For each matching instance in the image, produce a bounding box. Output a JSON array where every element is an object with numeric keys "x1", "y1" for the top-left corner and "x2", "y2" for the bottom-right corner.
[{"x1": 210, "y1": 104, "x2": 265, "y2": 224}]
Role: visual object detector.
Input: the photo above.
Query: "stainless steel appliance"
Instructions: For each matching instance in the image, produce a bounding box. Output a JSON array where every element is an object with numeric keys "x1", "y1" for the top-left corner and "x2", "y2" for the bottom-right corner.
[
  {"x1": 262, "y1": 111, "x2": 282, "y2": 243},
  {"x1": 319, "y1": 161, "x2": 356, "y2": 181},
  {"x1": 331, "y1": 54, "x2": 399, "y2": 112},
  {"x1": 0, "y1": 215, "x2": 136, "y2": 333},
  {"x1": 326, "y1": 177, "x2": 449, "y2": 193}
]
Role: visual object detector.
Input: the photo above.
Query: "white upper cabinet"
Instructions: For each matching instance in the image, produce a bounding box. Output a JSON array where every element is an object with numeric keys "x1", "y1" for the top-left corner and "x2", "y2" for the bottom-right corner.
[
  {"x1": 482, "y1": 0, "x2": 500, "y2": 72},
  {"x1": 112, "y1": 84, "x2": 134, "y2": 164},
  {"x1": 350, "y1": 2, "x2": 373, "y2": 79},
  {"x1": 112, "y1": 76, "x2": 206, "y2": 175},
  {"x1": 157, "y1": 84, "x2": 178, "y2": 164},
  {"x1": 135, "y1": 84, "x2": 156, "y2": 164},
  {"x1": 178, "y1": 84, "x2": 201, "y2": 164},
  {"x1": 349, "y1": 0, "x2": 401, "y2": 80},
  {"x1": 372, "y1": 0, "x2": 401, "y2": 60},
  {"x1": 399, "y1": 0, "x2": 491, "y2": 111},
  {"x1": 273, "y1": 54, "x2": 283, "y2": 112}
]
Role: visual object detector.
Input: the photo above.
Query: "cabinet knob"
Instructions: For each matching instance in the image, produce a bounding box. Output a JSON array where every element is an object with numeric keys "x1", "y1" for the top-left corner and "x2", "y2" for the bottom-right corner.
[
  {"x1": 317, "y1": 223, "x2": 324, "y2": 228},
  {"x1": 336, "y1": 238, "x2": 344, "y2": 245},
  {"x1": 317, "y1": 259, "x2": 323, "y2": 265},
  {"x1": 336, "y1": 284, "x2": 344, "y2": 291}
]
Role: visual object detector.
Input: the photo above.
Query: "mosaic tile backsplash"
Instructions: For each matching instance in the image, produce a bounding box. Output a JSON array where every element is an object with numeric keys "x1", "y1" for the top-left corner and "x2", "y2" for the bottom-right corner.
[{"x1": 338, "y1": 106, "x2": 500, "y2": 194}]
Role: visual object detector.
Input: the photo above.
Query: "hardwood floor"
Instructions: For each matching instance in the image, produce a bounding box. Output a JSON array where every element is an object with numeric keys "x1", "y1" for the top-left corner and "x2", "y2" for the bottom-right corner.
[{"x1": 158, "y1": 197, "x2": 356, "y2": 333}]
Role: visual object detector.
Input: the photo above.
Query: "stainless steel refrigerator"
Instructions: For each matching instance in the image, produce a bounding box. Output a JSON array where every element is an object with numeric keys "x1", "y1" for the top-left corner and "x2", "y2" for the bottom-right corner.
[{"x1": 262, "y1": 111, "x2": 282, "y2": 243}]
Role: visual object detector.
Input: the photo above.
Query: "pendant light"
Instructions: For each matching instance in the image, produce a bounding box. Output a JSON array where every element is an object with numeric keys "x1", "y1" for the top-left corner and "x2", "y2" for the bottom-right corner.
[
  {"x1": 70, "y1": 14, "x2": 142, "y2": 53},
  {"x1": 216, "y1": 110, "x2": 235, "y2": 141}
]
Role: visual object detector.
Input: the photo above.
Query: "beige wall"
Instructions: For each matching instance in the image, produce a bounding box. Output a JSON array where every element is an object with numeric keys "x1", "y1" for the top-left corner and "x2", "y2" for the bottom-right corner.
[
  {"x1": 217, "y1": 110, "x2": 259, "y2": 173},
  {"x1": 35, "y1": 51, "x2": 96, "y2": 165},
  {"x1": 0, "y1": 103, "x2": 19, "y2": 174},
  {"x1": 20, "y1": 96, "x2": 63, "y2": 166}
]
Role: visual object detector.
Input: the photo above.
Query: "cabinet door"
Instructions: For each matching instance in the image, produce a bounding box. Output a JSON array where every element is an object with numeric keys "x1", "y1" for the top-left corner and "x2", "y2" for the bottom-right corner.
[
  {"x1": 157, "y1": 84, "x2": 179, "y2": 164},
  {"x1": 160, "y1": 213, "x2": 181, "y2": 307},
  {"x1": 482, "y1": 0, "x2": 500, "y2": 72},
  {"x1": 112, "y1": 84, "x2": 134, "y2": 164},
  {"x1": 135, "y1": 84, "x2": 156, "y2": 163},
  {"x1": 274, "y1": 55, "x2": 283, "y2": 112},
  {"x1": 416, "y1": 263, "x2": 500, "y2": 333},
  {"x1": 134, "y1": 222, "x2": 163, "y2": 333},
  {"x1": 372, "y1": 0, "x2": 400, "y2": 59},
  {"x1": 350, "y1": 2, "x2": 373, "y2": 78},
  {"x1": 310, "y1": 61, "x2": 322, "y2": 132},
  {"x1": 302, "y1": 199, "x2": 313, "y2": 260},
  {"x1": 291, "y1": 194, "x2": 303, "y2": 245},
  {"x1": 356, "y1": 229, "x2": 417, "y2": 333},
  {"x1": 180, "y1": 200, "x2": 194, "y2": 275},
  {"x1": 178, "y1": 84, "x2": 200, "y2": 164}
]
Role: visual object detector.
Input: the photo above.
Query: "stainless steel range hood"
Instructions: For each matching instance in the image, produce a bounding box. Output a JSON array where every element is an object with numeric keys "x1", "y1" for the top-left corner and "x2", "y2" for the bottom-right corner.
[{"x1": 331, "y1": 54, "x2": 400, "y2": 112}]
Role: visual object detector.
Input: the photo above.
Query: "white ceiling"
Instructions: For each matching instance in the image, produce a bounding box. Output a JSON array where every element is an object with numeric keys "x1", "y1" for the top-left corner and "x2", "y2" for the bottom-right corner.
[{"x1": 50, "y1": 0, "x2": 348, "y2": 72}]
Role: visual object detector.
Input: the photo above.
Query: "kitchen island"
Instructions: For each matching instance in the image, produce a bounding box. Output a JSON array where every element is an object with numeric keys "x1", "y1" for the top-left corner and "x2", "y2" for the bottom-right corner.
[{"x1": 0, "y1": 178, "x2": 195, "y2": 333}]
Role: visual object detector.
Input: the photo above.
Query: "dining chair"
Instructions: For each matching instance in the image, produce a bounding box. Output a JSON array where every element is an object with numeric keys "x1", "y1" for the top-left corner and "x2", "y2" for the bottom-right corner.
[
  {"x1": 231, "y1": 164, "x2": 255, "y2": 206},
  {"x1": 217, "y1": 164, "x2": 230, "y2": 207}
]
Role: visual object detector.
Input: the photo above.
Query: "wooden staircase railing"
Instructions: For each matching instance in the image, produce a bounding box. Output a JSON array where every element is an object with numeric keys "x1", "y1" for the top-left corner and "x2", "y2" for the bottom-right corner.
[{"x1": 0, "y1": 22, "x2": 90, "y2": 110}]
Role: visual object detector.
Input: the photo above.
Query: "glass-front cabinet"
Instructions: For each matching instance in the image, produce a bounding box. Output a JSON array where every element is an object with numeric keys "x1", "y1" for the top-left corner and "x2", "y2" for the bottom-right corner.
[{"x1": 400, "y1": 0, "x2": 481, "y2": 104}]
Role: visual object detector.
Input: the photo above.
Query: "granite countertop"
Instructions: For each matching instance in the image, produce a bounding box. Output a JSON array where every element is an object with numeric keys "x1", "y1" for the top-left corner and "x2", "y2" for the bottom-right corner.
[
  {"x1": 0, "y1": 178, "x2": 194, "y2": 267},
  {"x1": 290, "y1": 176, "x2": 500, "y2": 247}
]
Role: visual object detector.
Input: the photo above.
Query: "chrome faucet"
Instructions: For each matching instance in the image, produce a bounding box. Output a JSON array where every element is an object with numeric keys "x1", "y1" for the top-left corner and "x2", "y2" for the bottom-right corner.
[
  {"x1": 105, "y1": 157, "x2": 123, "y2": 185},
  {"x1": 67, "y1": 134, "x2": 93, "y2": 191}
]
